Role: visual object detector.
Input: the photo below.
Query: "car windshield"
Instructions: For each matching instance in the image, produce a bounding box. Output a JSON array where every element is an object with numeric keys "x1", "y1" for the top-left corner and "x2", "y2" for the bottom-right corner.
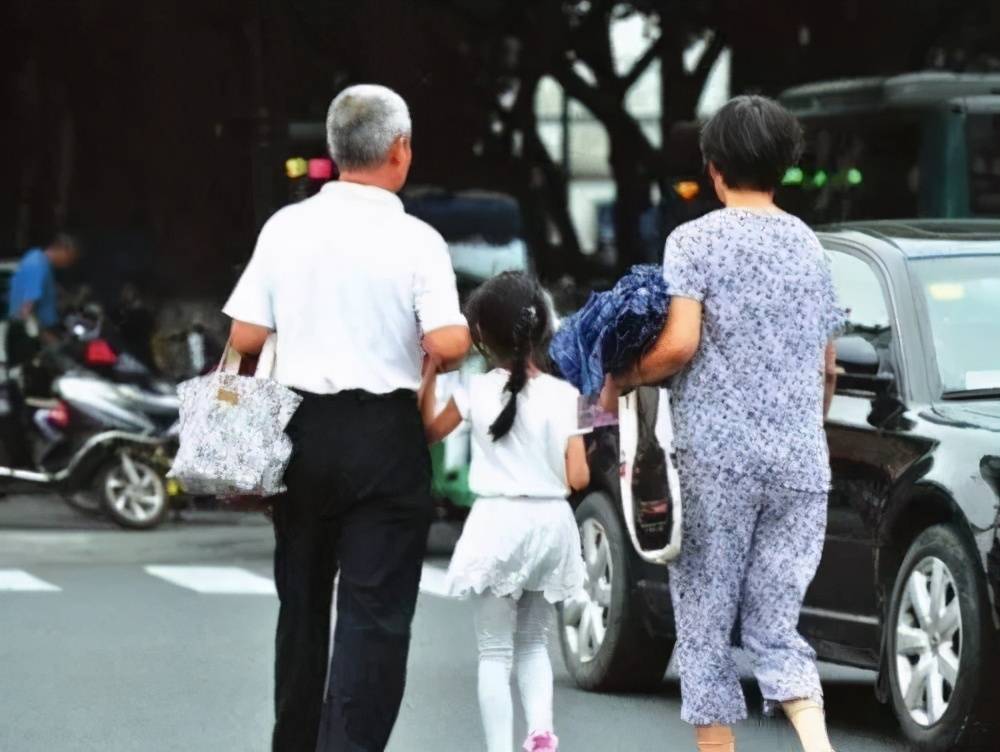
[{"x1": 913, "y1": 254, "x2": 1000, "y2": 395}]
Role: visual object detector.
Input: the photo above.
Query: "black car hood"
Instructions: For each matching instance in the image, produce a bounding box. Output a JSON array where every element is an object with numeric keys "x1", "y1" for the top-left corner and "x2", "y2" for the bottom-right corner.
[{"x1": 932, "y1": 400, "x2": 1000, "y2": 432}]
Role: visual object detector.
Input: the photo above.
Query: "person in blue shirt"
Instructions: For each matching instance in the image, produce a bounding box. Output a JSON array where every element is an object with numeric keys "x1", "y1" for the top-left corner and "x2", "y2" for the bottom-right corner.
[{"x1": 5, "y1": 233, "x2": 80, "y2": 364}]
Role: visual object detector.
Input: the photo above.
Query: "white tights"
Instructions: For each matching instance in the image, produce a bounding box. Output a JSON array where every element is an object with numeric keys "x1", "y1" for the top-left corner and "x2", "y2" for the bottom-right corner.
[{"x1": 475, "y1": 592, "x2": 554, "y2": 752}]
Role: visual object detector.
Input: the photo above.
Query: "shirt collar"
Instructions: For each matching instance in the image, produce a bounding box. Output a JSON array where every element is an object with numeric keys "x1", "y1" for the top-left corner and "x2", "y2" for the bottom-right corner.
[{"x1": 320, "y1": 180, "x2": 403, "y2": 211}]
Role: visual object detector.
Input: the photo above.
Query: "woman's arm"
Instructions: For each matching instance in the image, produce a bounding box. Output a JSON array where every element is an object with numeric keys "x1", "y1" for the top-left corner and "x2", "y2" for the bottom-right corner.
[
  {"x1": 823, "y1": 340, "x2": 838, "y2": 418},
  {"x1": 565, "y1": 435, "x2": 590, "y2": 491},
  {"x1": 599, "y1": 297, "x2": 702, "y2": 411},
  {"x1": 418, "y1": 359, "x2": 463, "y2": 443},
  {"x1": 628, "y1": 297, "x2": 702, "y2": 386}
]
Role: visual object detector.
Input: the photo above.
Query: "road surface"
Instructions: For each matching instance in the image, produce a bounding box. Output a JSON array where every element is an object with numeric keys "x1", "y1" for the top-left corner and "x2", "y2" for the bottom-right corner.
[{"x1": 0, "y1": 496, "x2": 904, "y2": 751}]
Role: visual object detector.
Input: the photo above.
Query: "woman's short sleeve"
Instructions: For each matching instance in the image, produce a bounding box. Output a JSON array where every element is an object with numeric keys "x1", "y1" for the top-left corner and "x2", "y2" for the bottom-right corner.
[
  {"x1": 662, "y1": 229, "x2": 707, "y2": 302},
  {"x1": 820, "y1": 254, "x2": 848, "y2": 338}
]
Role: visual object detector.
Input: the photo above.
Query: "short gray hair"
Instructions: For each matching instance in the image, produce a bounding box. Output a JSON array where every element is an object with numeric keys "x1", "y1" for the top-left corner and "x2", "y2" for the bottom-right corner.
[{"x1": 326, "y1": 84, "x2": 412, "y2": 171}]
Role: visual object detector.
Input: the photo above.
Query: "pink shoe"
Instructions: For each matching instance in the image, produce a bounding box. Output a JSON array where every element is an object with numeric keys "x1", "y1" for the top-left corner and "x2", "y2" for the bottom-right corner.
[{"x1": 523, "y1": 730, "x2": 558, "y2": 751}]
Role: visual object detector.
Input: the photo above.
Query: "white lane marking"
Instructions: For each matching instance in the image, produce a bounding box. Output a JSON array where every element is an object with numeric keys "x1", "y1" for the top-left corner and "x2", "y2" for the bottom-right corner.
[
  {"x1": 419, "y1": 563, "x2": 451, "y2": 598},
  {"x1": 0, "y1": 569, "x2": 61, "y2": 592},
  {"x1": 145, "y1": 566, "x2": 276, "y2": 595}
]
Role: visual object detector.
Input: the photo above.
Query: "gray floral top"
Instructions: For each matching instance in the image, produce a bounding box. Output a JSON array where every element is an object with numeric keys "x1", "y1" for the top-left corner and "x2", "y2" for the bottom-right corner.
[{"x1": 662, "y1": 208, "x2": 845, "y2": 492}]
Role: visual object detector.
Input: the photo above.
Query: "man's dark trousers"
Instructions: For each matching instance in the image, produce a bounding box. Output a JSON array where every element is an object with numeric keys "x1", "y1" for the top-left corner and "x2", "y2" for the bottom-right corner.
[{"x1": 271, "y1": 389, "x2": 433, "y2": 752}]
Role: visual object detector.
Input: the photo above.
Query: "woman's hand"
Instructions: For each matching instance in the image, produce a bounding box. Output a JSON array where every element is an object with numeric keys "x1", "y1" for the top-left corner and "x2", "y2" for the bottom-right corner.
[{"x1": 598, "y1": 371, "x2": 634, "y2": 415}]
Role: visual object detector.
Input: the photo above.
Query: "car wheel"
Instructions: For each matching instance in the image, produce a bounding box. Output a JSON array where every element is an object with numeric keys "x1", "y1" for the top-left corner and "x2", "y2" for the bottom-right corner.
[
  {"x1": 98, "y1": 451, "x2": 169, "y2": 531},
  {"x1": 559, "y1": 491, "x2": 673, "y2": 692},
  {"x1": 887, "y1": 524, "x2": 998, "y2": 751},
  {"x1": 62, "y1": 491, "x2": 104, "y2": 516}
]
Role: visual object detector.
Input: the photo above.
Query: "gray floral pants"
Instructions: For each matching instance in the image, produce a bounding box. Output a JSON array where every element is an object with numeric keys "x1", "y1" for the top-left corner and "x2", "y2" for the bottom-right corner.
[{"x1": 668, "y1": 455, "x2": 828, "y2": 726}]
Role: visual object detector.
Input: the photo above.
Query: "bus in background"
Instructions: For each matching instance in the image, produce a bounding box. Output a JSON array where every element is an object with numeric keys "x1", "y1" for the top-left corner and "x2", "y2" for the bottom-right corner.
[{"x1": 777, "y1": 71, "x2": 1000, "y2": 223}]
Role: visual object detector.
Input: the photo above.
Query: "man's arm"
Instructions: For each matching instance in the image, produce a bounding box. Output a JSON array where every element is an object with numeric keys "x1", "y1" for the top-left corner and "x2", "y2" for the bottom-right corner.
[
  {"x1": 414, "y1": 230, "x2": 470, "y2": 373},
  {"x1": 823, "y1": 339, "x2": 837, "y2": 418},
  {"x1": 423, "y1": 325, "x2": 471, "y2": 373},
  {"x1": 222, "y1": 217, "x2": 277, "y2": 356},
  {"x1": 229, "y1": 320, "x2": 271, "y2": 356}
]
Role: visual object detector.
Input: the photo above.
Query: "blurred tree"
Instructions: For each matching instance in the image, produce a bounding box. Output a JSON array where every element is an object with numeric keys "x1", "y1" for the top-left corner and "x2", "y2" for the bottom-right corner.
[
  {"x1": 434, "y1": 0, "x2": 727, "y2": 274},
  {"x1": 3, "y1": 0, "x2": 998, "y2": 289},
  {"x1": 435, "y1": 0, "x2": 1000, "y2": 275}
]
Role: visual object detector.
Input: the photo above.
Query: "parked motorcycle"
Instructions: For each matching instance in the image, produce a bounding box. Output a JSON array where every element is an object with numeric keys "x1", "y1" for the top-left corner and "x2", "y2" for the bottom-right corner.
[{"x1": 0, "y1": 322, "x2": 182, "y2": 530}]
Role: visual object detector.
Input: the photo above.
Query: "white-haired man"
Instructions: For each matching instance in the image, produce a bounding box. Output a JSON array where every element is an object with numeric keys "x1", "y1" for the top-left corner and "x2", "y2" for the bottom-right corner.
[{"x1": 224, "y1": 84, "x2": 471, "y2": 751}]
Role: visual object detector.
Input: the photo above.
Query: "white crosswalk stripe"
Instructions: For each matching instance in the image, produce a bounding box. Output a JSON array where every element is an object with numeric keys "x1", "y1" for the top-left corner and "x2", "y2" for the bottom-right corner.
[
  {"x1": 145, "y1": 565, "x2": 277, "y2": 595},
  {"x1": 0, "y1": 564, "x2": 452, "y2": 596},
  {"x1": 0, "y1": 569, "x2": 61, "y2": 592}
]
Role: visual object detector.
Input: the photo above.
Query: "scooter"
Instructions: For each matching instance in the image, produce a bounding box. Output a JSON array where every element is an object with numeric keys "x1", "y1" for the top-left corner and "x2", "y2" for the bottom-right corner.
[{"x1": 0, "y1": 332, "x2": 181, "y2": 530}]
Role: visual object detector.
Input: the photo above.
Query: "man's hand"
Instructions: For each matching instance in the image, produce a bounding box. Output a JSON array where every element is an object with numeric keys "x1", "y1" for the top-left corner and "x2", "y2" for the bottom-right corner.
[{"x1": 423, "y1": 325, "x2": 471, "y2": 373}]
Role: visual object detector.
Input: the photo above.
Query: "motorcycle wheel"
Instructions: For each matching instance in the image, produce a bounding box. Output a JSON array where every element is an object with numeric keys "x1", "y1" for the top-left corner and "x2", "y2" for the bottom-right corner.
[{"x1": 98, "y1": 451, "x2": 169, "y2": 530}]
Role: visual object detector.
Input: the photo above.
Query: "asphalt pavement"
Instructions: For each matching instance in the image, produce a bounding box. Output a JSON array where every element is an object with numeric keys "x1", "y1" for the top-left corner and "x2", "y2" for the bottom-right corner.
[{"x1": 0, "y1": 496, "x2": 905, "y2": 752}]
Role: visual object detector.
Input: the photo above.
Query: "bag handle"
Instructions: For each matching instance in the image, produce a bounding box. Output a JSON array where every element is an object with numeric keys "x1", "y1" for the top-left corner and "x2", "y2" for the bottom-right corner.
[
  {"x1": 255, "y1": 334, "x2": 277, "y2": 379},
  {"x1": 218, "y1": 333, "x2": 278, "y2": 379},
  {"x1": 219, "y1": 341, "x2": 241, "y2": 375}
]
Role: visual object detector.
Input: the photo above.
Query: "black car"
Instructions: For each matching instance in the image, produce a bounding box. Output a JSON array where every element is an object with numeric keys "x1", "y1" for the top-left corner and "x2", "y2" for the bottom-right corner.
[{"x1": 559, "y1": 220, "x2": 1000, "y2": 752}]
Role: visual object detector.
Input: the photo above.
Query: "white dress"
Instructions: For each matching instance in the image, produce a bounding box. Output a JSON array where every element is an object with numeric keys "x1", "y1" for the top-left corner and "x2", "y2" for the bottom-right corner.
[{"x1": 445, "y1": 371, "x2": 587, "y2": 604}]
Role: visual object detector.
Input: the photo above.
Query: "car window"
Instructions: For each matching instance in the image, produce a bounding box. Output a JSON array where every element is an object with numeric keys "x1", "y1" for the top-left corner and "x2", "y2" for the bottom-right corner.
[
  {"x1": 828, "y1": 250, "x2": 891, "y2": 333},
  {"x1": 827, "y1": 250, "x2": 895, "y2": 366}
]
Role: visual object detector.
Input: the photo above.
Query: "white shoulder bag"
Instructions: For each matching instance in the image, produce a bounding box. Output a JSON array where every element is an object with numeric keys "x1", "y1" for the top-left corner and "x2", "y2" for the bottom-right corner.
[{"x1": 168, "y1": 334, "x2": 302, "y2": 497}]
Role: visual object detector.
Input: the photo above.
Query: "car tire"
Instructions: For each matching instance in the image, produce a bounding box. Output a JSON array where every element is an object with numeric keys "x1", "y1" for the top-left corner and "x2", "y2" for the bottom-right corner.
[
  {"x1": 97, "y1": 451, "x2": 169, "y2": 531},
  {"x1": 558, "y1": 490, "x2": 673, "y2": 692},
  {"x1": 62, "y1": 491, "x2": 105, "y2": 516},
  {"x1": 887, "y1": 524, "x2": 998, "y2": 752}
]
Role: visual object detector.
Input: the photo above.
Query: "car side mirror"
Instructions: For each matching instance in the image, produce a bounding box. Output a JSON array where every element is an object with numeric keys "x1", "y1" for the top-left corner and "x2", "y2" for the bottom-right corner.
[
  {"x1": 835, "y1": 335, "x2": 894, "y2": 395},
  {"x1": 835, "y1": 335, "x2": 878, "y2": 374}
]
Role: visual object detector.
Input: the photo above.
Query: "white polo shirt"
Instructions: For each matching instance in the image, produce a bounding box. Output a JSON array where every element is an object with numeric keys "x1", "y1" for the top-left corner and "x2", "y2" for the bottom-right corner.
[{"x1": 223, "y1": 181, "x2": 466, "y2": 395}]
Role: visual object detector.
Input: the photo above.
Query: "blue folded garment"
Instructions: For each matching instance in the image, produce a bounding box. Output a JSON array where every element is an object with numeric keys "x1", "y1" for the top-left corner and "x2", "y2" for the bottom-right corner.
[{"x1": 550, "y1": 265, "x2": 669, "y2": 396}]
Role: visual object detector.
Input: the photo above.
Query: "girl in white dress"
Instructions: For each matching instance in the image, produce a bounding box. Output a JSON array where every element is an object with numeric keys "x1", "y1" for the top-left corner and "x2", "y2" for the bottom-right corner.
[{"x1": 419, "y1": 272, "x2": 589, "y2": 752}]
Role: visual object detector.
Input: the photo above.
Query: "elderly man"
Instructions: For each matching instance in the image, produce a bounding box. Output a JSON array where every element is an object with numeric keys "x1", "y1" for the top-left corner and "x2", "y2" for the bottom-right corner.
[{"x1": 224, "y1": 85, "x2": 470, "y2": 752}]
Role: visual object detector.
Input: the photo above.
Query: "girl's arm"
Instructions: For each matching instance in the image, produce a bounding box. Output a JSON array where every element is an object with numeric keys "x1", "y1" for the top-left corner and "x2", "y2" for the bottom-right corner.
[
  {"x1": 565, "y1": 435, "x2": 590, "y2": 491},
  {"x1": 418, "y1": 358, "x2": 463, "y2": 444}
]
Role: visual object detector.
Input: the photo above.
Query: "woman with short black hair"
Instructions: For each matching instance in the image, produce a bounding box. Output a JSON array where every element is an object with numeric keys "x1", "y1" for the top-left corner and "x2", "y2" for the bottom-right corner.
[
  {"x1": 604, "y1": 95, "x2": 843, "y2": 752},
  {"x1": 698, "y1": 94, "x2": 805, "y2": 192}
]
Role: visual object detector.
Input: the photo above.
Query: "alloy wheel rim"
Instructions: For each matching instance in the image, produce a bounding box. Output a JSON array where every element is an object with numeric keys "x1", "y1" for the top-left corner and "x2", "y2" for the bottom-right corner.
[
  {"x1": 895, "y1": 556, "x2": 962, "y2": 727},
  {"x1": 563, "y1": 518, "x2": 613, "y2": 664},
  {"x1": 105, "y1": 454, "x2": 164, "y2": 523}
]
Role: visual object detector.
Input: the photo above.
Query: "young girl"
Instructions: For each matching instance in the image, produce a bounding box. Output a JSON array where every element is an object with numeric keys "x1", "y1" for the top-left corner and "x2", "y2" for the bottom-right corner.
[{"x1": 420, "y1": 272, "x2": 589, "y2": 752}]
